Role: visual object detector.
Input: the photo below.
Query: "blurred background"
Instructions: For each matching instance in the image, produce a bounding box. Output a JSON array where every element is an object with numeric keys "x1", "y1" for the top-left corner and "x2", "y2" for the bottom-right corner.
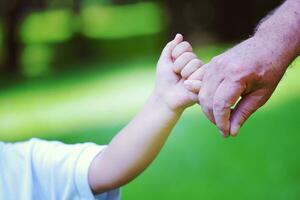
[{"x1": 1, "y1": 0, "x2": 300, "y2": 199}]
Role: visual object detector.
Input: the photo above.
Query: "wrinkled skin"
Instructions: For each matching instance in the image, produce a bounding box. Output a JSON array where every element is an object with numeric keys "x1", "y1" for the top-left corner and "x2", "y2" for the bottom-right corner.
[{"x1": 190, "y1": 36, "x2": 290, "y2": 137}]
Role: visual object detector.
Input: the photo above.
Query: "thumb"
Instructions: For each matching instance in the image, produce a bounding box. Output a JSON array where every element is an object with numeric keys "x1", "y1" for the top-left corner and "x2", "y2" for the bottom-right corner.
[
  {"x1": 160, "y1": 34, "x2": 183, "y2": 62},
  {"x1": 184, "y1": 80, "x2": 202, "y2": 93},
  {"x1": 230, "y1": 90, "x2": 267, "y2": 136}
]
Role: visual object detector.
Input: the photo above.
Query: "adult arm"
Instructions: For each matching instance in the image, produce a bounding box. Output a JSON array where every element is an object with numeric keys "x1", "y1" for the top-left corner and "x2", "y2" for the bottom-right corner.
[{"x1": 190, "y1": 0, "x2": 300, "y2": 137}]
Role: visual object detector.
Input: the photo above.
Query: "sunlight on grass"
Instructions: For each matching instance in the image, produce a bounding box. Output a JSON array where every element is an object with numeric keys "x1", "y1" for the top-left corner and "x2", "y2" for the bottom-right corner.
[
  {"x1": 0, "y1": 62, "x2": 155, "y2": 140},
  {"x1": 0, "y1": 45, "x2": 299, "y2": 141},
  {"x1": 81, "y1": 2, "x2": 166, "y2": 39},
  {"x1": 259, "y1": 56, "x2": 300, "y2": 110}
]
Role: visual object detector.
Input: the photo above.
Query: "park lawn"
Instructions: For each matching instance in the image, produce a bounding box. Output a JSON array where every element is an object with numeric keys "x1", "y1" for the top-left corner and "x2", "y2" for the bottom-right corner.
[{"x1": 0, "y1": 45, "x2": 300, "y2": 199}]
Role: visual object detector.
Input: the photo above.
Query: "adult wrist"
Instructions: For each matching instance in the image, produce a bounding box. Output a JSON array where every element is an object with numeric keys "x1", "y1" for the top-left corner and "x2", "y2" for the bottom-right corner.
[
  {"x1": 251, "y1": 33, "x2": 293, "y2": 71},
  {"x1": 254, "y1": 11, "x2": 300, "y2": 67}
]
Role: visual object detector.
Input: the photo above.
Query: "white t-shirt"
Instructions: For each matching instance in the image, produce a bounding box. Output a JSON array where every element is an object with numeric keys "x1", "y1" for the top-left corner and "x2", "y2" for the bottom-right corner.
[{"x1": 0, "y1": 138, "x2": 120, "y2": 200}]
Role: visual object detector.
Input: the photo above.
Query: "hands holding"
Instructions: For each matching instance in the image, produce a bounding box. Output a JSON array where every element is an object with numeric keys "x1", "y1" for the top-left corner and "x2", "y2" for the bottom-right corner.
[
  {"x1": 185, "y1": 0, "x2": 300, "y2": 137},
  {"x1": 157, "y1": 33, "x2": 295, "y2": 138},
  {"x1": 89, "y1": 1, "x2": 300, "y2": 194},
  {"x1": 189, "y1": 36, "x2": 290, "y2": 137}
]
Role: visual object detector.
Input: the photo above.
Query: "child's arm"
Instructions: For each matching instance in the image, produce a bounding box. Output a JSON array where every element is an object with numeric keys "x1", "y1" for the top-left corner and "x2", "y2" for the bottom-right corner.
[{"x1": 88, "y1": 34, "x2": 203, "y2": 194}]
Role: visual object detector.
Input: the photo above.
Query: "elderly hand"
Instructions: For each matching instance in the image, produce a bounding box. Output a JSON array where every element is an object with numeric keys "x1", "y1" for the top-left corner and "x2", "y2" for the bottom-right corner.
[{"x1": 189, "y1": 36, "x2": 291, "y2": 137}]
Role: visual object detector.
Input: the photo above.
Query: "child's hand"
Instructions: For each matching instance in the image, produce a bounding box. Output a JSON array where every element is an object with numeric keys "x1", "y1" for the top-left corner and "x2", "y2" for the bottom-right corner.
[
  {"x1": 154, "y1": 34, "x2": 203, "y2": 112},
  {"x1": 89, "y1": 34, "x2": 204, "y2": 194}
]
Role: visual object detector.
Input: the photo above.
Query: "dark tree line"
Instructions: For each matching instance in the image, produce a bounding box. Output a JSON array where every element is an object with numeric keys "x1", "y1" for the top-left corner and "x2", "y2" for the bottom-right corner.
[
  {"x1": 0, "y1": 0, "x2": 48, "y2": 75},
  {"x1": 0, "y1": 0, "x2": 283, "y2": 76},
  {"x1": 0, "y1": 0, "x2": 82, "y2": 75},
  {"x1": 165, "y1": 0, "x2": 282, "y2": 41}
]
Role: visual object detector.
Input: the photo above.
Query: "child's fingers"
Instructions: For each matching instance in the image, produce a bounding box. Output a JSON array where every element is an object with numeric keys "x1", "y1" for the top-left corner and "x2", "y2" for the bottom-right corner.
[
  {"x1": 160, "y1": 34, "x2": 183, "y2": 61},
  {"x1": 173, "y1": 52, "x2": 197, "y2": 73},
  {"x1": 171, "y1": 41, "x2": 193, "y2": 60},
  {"x1": 184, "y1": 80, "x2": 202, "y2": 93},
  {"x1": 181, "y1": 59, "x2": 204, "y2": 79},
  {"x1": 188, "y1": 64, "x2": 208, "y2": 81}
]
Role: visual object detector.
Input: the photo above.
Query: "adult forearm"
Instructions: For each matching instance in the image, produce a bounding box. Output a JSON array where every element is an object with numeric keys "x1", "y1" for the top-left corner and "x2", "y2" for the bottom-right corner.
[
  {"x1": 255, "y1": 0, "x2": 300, "y2": 67},
  {"x1": 89, "y1": 92, "x2": 181, "y2": 194}
]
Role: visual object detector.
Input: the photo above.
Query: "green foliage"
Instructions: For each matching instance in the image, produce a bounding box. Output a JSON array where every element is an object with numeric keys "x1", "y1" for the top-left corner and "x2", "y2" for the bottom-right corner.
[
  {"x1": 21, "y1": 44, "x2": 54, "y2": 77},
  {"x1": 20, "y1": 2, "x2": 165, "y2": 44},
  {"x1": 20, "y1": 9, "x2": 74, "y2": 44},
  {"x1": 18, "y1": 2, "x2": 166, "y2": 77},
  {"x1": 81, "y1": 0, "x2": 110, "y2": 5},
  {"x1": 81, "y1": 2, "x2": 166, "y2": 39}
]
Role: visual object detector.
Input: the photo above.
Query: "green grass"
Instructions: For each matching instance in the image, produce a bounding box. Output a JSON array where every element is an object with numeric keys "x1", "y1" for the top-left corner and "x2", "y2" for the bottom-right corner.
[{"x1": 1, "y1": 45, "x2": 300, "y2": 199}]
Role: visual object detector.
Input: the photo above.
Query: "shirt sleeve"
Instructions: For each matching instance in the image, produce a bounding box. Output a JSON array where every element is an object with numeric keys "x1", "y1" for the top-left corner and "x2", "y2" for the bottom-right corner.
[
  {"x1": 27, "y1": 138, "x2": 120, "y2": 200},
  {"x1": 74, "y1": 141, "x2": 106, "y2": 199}
]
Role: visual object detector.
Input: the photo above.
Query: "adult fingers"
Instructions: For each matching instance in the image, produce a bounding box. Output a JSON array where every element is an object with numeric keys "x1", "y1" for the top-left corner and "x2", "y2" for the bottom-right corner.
[
  {"x1": 184, "y1": 80, "x2": 202, "y2": 93},
  {"x1": 181, "y1": 59, "x2": 204, "y2": 79},
  {"x1": 173, "y1": 52, "x2": 197, "y2": 73},
  {"x1": 230, "y1": 89, "x2": 268, "y2": 136},
  {"x1": 160, "y1": 34, "x2": 183, "y2": 62},
  {"x1": 198, "y1": 65, "x2": 223, "y2": 124},
  {"x1": 171, "y1": 41, "x2": 193, "y2": 60},
  {"x1": 213, "y1": 80, "x2": 245, "y2": 137}
]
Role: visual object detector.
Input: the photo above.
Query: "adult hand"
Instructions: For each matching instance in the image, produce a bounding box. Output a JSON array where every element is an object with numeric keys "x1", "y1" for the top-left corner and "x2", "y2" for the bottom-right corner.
[{"x1": 190, "y1": 35, "x2": 291, "y2": 137}]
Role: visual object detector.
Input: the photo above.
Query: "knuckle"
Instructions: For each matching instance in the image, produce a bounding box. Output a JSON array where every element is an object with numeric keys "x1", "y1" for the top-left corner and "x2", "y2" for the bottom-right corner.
[
  {"x1": 182, "y1": 52, "x2": 196, "y2": 58},
  {"x1": 211, "y1": 56, "x2": 218, "y2": 63},
  {"x1": 198, "y1": 93, "x2": 206, "y2": 105},
  {"x1": 182, "y1": 41, "x2": 192, "y2": 49},
  {"x1": 211, "y1": 56, "x2": 223, "y2": 65},
  {"x1": 230, "y1": 63, "x2": 244, "y2": 75},
  {"x1": 171, "y1": 47, "x2": 180, "y2": 57},
  {"x1": 213, "y1": 97, "x2": 232, "y2": 113},
  {"x1": 174, "y1": 61, "x2": 184, "y2": 73},
  {"x1": 166, "y1": 41, "x2": 174, "y2": 50},
  {"x1": 189, "y1": 93, "x2": 199, "y2": 102},
  {"x1": 171, "y1": 49, "x2": 177, "y2": 58},
  {"x1": 237, "y1": 108, "x2": 250, "y2": 121},
  {"x1": 181, "y1": 69, "x2": 189, "y2": 78},
  {"x1": 191, "y1": 58, "x2": 203, "y2": 67},
  {"x1": 181, "y1": 41, "x2": 188, "y2": 46},
  {"x1": 202, "y1": 68, "x2": 215, "y2": 81},
  {"x1": 210, "y1": 56, "x2": 230, "y2": 72},
  {"x1": 173, "y1": 63, "x2": 181, "y2": 73},
  {"x1": 213, "y1": 99, "x2": 226, "y2": 111},
  {"x1": 166, "y1": 41, "x2": 173, "y2": 47},
  {"x1": 204, "y1": 102, "x2": 213, "y2": 111}
]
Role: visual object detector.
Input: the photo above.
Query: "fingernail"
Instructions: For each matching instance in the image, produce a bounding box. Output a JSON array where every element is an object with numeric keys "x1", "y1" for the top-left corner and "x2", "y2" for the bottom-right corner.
[
  {"x1": 184, "y1": 80, "x2": 193, "y2": 90},
  {"x1": 175, "y1": 33, "x2": 182, "y2": 40},
  {"x1": 231, "y1": 124, "x2": 241, "y2": 136},
  {"x1": 184, "y1": 80, "x2": 192, "y2": 84}
]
